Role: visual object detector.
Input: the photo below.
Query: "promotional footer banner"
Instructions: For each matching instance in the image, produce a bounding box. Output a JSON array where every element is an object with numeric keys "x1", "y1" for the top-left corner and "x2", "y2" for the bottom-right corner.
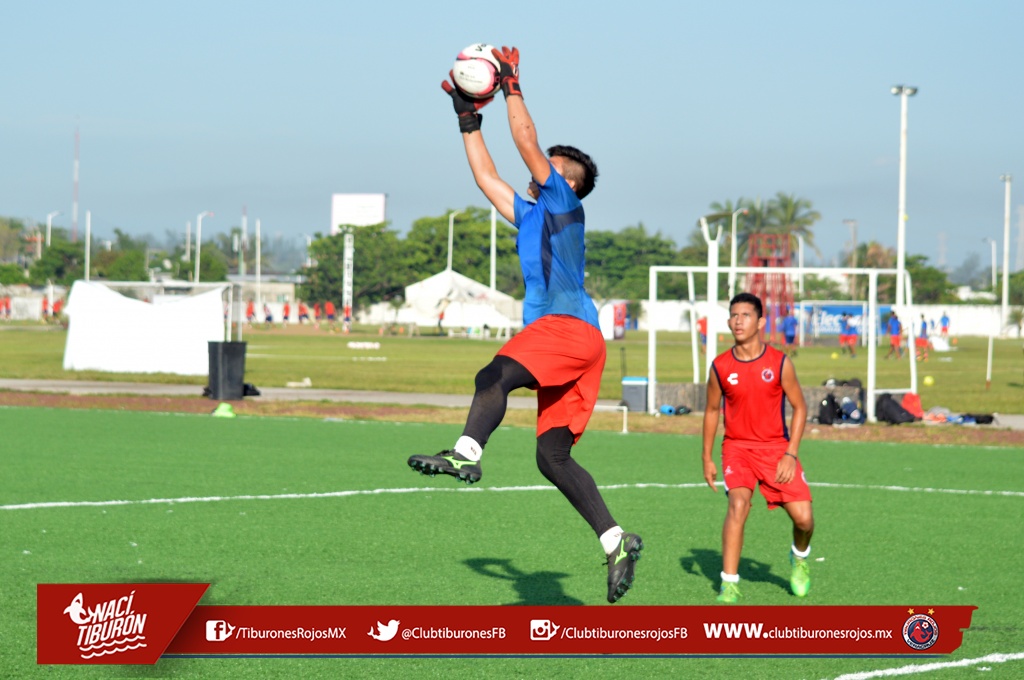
[{"x1": 37, "y1": 585, "x2": 975, "y2": 663}]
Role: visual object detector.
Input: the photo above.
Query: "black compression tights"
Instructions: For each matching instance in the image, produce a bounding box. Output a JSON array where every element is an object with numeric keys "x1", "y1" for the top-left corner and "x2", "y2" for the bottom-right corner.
[
  {"x1": 535, "y1": 427, "x2": 617, "y2": 537},
  {"x1": 462, "y1": 356, "x2": 617, "y2": 538},
  {"x1": 462, "y1": 356, "x2": 537, "y2": 446}
]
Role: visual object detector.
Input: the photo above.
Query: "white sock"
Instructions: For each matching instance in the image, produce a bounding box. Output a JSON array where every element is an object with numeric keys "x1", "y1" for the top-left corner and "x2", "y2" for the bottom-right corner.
[
  {"x1": 599, "y1": 526, "x2": 624, "y2": 555},
  {"x1": 721, "y1": 571, "x2": 740, "y2": 584},
  {"x1": 792, "y1": 543, "x2": 811, "y2": 559},
  {"x1": 453, "y1": 436, "x2": 482, "y2": 462}
]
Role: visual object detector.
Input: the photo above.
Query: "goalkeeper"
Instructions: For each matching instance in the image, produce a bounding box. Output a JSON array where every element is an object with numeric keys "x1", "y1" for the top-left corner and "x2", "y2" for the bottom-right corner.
[{"x1": 408, "y1": 46, "x2": 643, "y2": 603}]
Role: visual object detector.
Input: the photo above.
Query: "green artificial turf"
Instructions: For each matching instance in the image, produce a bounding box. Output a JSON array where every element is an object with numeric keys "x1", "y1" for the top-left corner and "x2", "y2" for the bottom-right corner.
[{"x1": 1, "y1": 407, "x2": 1022, "y2": 679}]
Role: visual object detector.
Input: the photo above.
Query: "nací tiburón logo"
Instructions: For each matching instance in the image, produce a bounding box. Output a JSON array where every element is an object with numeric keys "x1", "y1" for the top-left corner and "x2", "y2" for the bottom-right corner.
[
  {"x1": 63, "y1": 590, "x2": 147, "y2": 659},
  {"x1": 902, "y1": 612, "x2": 939, "y2": 650}
]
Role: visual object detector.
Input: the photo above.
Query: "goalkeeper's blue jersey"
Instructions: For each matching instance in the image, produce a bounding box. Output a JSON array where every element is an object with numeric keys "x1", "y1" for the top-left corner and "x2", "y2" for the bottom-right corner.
[{"x1": 512, "y1": 164, "x2": 600, "y2": 330}]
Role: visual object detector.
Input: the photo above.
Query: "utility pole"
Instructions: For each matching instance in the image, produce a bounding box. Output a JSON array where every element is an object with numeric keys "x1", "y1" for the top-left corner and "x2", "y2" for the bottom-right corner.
[{"x1": 843, "y1": 219, "x2": 858, "y2": 298}]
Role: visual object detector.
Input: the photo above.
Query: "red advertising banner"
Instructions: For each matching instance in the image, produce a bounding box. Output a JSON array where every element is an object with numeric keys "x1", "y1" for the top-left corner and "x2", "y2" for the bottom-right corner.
[
  {"x1": 167, "y1": 604, "x2": 974, "y2": 657},
  {"x1": 37, "y1": 585, "x2": 976, "y2": 663}
]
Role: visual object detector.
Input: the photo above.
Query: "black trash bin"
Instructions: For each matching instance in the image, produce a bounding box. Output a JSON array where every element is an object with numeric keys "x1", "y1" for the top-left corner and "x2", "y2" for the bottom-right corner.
[{"x1": 208, "y1": 341, "x2": 247, "y2": 400}]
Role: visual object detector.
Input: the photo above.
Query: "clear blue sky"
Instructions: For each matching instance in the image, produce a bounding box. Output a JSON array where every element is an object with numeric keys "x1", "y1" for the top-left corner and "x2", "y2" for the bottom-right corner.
[{"x1": 3, "y1": 0, "x2": 1022, "y2": 272}]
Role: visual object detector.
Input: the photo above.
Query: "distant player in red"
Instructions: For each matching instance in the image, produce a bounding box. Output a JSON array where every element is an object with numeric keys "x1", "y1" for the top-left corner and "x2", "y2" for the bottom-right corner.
[
  {"x1": 282, "y1": 301, "x2": 291, "y2": 325},
  {"x1": 701, "y1": 292, "x2": 813, "y2": 604},
  {"x1": 42, "y1": 296, "x2": 50, "y2": 322},
  {"x1": 313, "y1": 302, "x2": 321, "y2": 329},
  {"x1": 324, "y1": 300, "x2": 336, "y2": 332},
  {"x1": 245, "y1": 300, "x2": 255, "y2": 325},
  {"x1": 298, "y1": 301, "x2": 309, "y2": 324},
  {"x1": 697, "y1": 316, "x2": 708, "y2": 353}
]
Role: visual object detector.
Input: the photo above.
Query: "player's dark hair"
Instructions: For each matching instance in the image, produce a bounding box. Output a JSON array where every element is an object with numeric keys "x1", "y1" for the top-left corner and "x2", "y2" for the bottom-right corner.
[
  {"x1": 547, "y1": 145, "x2": 598, "y2": 199},
  {"x1": 730, "y1": 292, "x2": 763, "y2": 318}
]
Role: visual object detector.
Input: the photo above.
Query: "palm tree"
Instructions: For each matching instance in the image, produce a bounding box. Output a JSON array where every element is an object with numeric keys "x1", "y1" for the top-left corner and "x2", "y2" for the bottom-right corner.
[
  {"x1": 736, "y1": 197, "x2": 773, "y2": 263},
  {"x1": 859, "y1": 241, "x2": 897, "y2": 302},
  {"x1": 767, "y1": 192, "x2": 822, "y2": 262}
]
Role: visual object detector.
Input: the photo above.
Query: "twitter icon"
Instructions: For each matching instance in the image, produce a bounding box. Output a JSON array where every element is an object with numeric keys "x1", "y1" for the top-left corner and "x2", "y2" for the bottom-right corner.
[{"x1": 368, "y1": 619, "x2": 400, "y2": 642}]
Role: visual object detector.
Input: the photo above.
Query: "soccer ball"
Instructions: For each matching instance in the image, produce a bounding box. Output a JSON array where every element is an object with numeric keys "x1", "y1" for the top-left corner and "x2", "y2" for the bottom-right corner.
[
  {"x1": 923, "y1": 375, "x2": 934, "y2": 387},
  {"x1": 831, "y1": 352, "x2": 839, "y2": 360},
  {"x1": 452, "y1": 43, "x2": 501, "y2": 99}
]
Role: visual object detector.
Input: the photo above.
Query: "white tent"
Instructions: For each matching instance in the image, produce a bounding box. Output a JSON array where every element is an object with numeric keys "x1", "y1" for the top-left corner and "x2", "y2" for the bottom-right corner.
[
  {"x1": 402, "y1": 270, "x2": 519, "y2": 330},
  {"x1": 63, "y1": 281, "x2": 226, "y2": 375}
]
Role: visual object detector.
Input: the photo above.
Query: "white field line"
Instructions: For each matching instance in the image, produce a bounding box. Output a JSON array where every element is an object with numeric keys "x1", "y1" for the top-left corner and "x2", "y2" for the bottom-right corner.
[
  {"x1": 3, "y1": 481, "x2": 1021, "y2": 512},
  {"x1": 828, "y1": 651, "x2": 1024, "y2": 679}
]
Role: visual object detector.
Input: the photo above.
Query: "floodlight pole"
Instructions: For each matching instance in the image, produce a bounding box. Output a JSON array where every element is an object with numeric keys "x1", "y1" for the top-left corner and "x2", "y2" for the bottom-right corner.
[
  {"x1": 195, "y1": 211, "x2": 213, "y2": 283},
  {"x1": 983, "y1": 237, "x2": 997, "y2": 290},
  {"x1": 797, "y1": 235, "x2": 805, "y2": 296},
  {"x1": 255, "y1": 218, "x2": 262, "y2": 310},
  {"x1": 447, "y1": 210, "x2": 461, "y2": 272},
  {"x1": 700, "y1": 216, "x2": 723, "y2": 372},
  {"x1": 1000, "y1": 174, "x2": 1012, "y2": 332},
  {"x1": 844, "y1": 218, "x2": 858, "y2": 296},
  {"x1": 891, "y1": 85, "x2": 917, "y2": 309},
  {"x1": 84, "y1": 211, "x2": 91, "y2": 281},
  {"x1": 46, "y1": 211, "x2": 61, "y2": 248}
]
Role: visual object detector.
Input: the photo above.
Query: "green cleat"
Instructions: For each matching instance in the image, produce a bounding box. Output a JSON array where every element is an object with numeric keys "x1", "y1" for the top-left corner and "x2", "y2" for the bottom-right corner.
[
  {"x1": 716, "y1": 581, "x2": 741, "y2": 604},
  {"x1": 606, "y1": 533, "x2": 644, "y2": 603},
  {"x1": 790, "y1": 552, "x2": 811, "y2": 597},
  {"x1": 408, "y1": 450, "x2": 482, "y2": 484}
]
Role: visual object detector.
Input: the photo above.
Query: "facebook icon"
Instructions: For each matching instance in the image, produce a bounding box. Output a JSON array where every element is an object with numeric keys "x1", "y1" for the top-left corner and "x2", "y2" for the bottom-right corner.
[{"x1": 205, "y1": 620, "x2": 236, "y2": 642}]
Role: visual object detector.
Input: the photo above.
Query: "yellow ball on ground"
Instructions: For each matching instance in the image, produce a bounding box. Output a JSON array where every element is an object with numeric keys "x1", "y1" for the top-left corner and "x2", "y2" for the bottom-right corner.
[
  {"x1": 830, "y1": 352, "x2": 839, "y2": 359},
  {"x1": 923, "y1": 375, "x2": 934, "y2": 386}
]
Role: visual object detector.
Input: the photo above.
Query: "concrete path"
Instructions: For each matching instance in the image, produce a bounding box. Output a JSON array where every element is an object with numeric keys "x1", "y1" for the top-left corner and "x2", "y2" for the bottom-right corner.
[
  {"x1": 1, "y1": 378, "x2": 1020, "y2": 429},
  {"x1": 0, "y1": 378, "x2": 622, "y2": 411}
]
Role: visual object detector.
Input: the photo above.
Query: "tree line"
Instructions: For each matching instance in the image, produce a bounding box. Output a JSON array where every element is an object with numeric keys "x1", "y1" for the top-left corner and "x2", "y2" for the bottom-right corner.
[{"x1": 3, "y1": 198, "x2": 1022, "y2": 312}]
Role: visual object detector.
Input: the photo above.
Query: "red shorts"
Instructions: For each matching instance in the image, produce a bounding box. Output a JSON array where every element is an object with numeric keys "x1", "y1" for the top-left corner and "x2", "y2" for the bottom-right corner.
[
  {"x1": 722, "y1": 443, "x2": 813, "y2": 509},
  {"x1": 890, "y1": 335, "x2": 902, "y2": 347},
  {"x1": 497, "y1": 315, "x2": 606, "y2": 443}
]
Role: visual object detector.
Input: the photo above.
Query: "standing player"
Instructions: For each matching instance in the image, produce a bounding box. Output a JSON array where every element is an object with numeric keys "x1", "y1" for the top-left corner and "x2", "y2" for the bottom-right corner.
[
  {"x1": 324, "y1": 300, "x2": 337, "y2": 333},
  {"x1": 845, "y1": 313, "x2": 859, "y2": 359},
  {"x1": 940, "y1": 311, "x2": 950, "y2": 339},
  {"x1": 885, "y1": 311, "x2": 903, "y2": 360},
  {"x1": 701, "y1": 292, "x2": 813, "y2": 604},
  {"x1": 780, "y1": 308, "x2": 798, "y2": 356},
  {"x1": 915, "y1": 313, "x2": 932, "y2": 362},
  {"x1": 408, "y1": 45, "x2": 643, "y2": 603}
]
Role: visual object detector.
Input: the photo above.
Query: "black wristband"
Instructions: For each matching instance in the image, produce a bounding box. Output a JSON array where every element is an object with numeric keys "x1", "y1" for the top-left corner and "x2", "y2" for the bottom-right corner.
[
  {"x1": 784, "y1": 453, "x2": 798, "y2": 460},
  {"x1": 458, "y1": 113, "x2": 481, "y2": 134},
  {"x1": 501, "y1": 80, "x2": 522, "y2": 98}
]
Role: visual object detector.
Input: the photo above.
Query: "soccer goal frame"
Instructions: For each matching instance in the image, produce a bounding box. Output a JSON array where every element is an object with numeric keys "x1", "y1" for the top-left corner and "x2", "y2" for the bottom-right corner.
[{"x1": 647, "y1": 264, "x2": 919, "y2": 423}]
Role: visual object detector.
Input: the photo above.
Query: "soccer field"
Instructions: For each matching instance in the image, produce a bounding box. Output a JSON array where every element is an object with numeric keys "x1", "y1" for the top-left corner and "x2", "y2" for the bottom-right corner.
[{"x1": 2, "y1": 406, "x2": 1022, "y2": 679}]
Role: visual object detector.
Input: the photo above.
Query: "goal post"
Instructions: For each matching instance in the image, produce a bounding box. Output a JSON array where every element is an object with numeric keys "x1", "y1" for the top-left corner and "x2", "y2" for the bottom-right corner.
[{"x1": 647, "y1": 264, "x2": 919, "y2": 423}]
